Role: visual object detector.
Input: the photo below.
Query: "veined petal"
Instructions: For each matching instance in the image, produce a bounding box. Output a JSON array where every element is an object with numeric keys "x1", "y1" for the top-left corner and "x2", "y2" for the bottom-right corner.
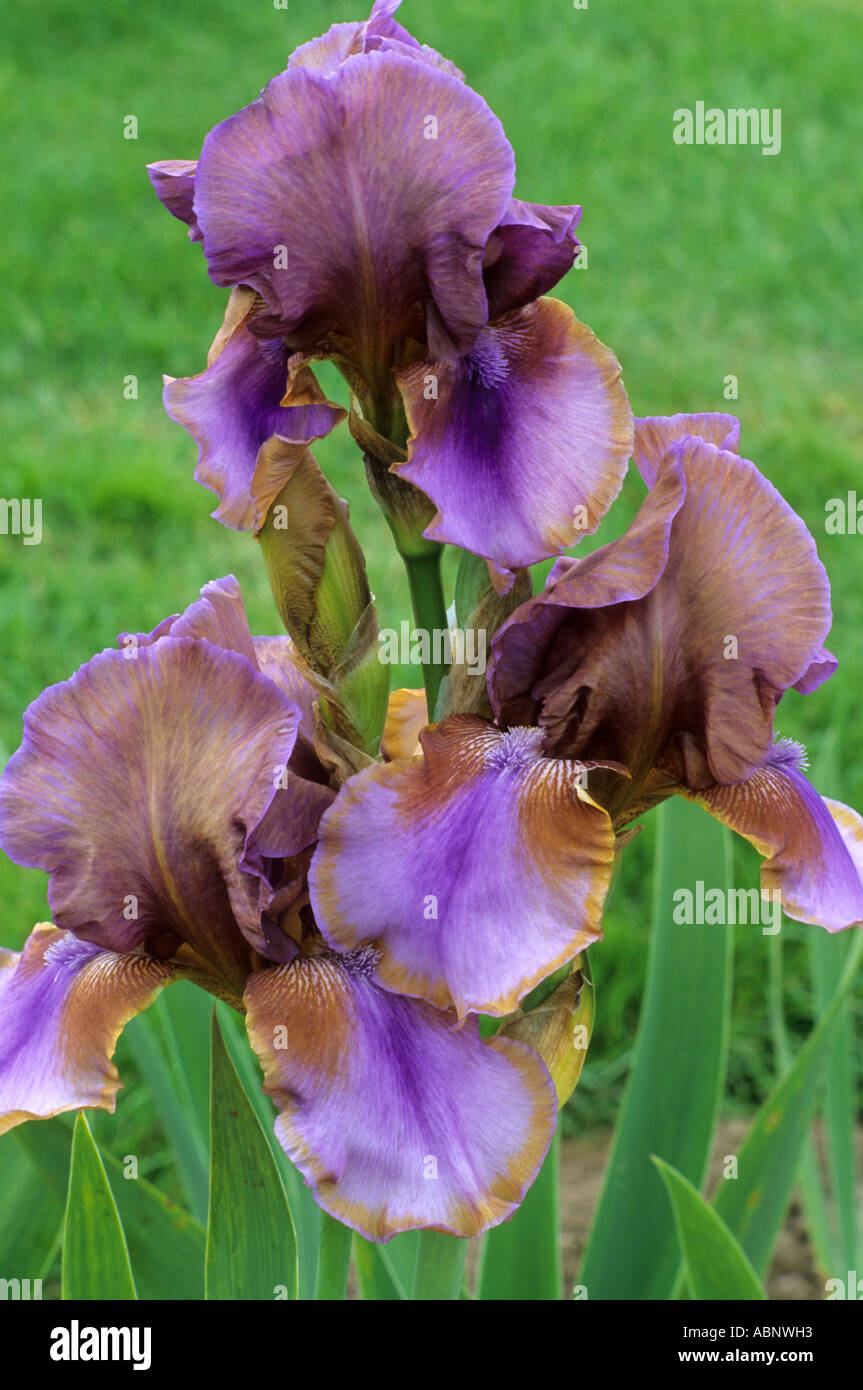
[
  {"x1": 490, "y1": 438, "x2": 832, "y2": 789},
  {"x1": 192, "y1": 53, "x2": 514, "y2": 367},
  {"x1": 394, "y1": 298, "x2": 633, "y2": 576},
  {"x1": 483, "y1": 198, "x2": 582, "y2": 320},
  {"x1": 488, "y1": 457, "x2": 685, "y2": 731},
  {"x1": 310, "y1": 716, "x2": 616, "y2": 1017},
  {"x1": 633, "y1": 411, "x2": 741, "y2": 486},
  {"x1": 0, "y1": 925, "x2": 173, "y2": 1136},
  {"x1": 164, "y1": 316, "x2": 344, "y2": 532},
  {"x1": 0, "y1": 638, "x2": 304, "y2": 992},
  {"x1": 146, "y1": 159, "x2": 201, "y2": 240},
  {"x1": 243, "y1": 946, "x2": 556, "y2": 1241},
  {"x1": 694, "y1": 742, "x2": 863, "y2": 931}
]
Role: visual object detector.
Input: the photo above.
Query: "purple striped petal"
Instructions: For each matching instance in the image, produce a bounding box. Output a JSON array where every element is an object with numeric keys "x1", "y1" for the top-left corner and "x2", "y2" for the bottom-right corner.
[
  {"x1": 483, "y1": 198, "x2": 582, "y2": 320},
  {"x1": 244, "y1": 946, "x2": 556, "y2": 1240},
  {"x1": 0, "y1": 925, "x2": 172, "y2": 1136},
  {"x1": 490, "y1": 437, "x2": 832, "y2": 792},
  {"x1": 633, "y1": 412, "x2": 741, "y2": 486},
  {"x1": 696, "y1": 741, "x2": 863, "y2": 930},
  {"x1": 0, "y1": 636, "x2": 308, "y2": 991},
  {"x1": 164, "y1": 319, "x2": 344, "y2": 532},
  {"x1": 191, "y1": 54, "x2": 514, "y2": 370},
  {"x1": 394, "y1": 298, "x2": 633, "y2": 577},
  {"x1": 146, "y1": 159, "x2": 201, "y2": 241},
  {"x1": 309, "y1": 715, "x2": 616, "y2": 1017}
]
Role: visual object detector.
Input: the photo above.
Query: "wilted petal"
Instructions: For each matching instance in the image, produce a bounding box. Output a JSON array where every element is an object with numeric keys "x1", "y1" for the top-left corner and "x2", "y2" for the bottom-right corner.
[
  {"x1": 695, "y1": 741, "x2": 863, "y2": 930},
  {"x1": 483, "y1": 199, "x2": 582, "y2": 320},
  {"x1": 192, "y1": 54, "x2": 514, "y2": 367},
  {"x1": 0, "y1": 639, "x2": 305, "y2": 992},
  {"x1": 310, "y1": 716, "x2": 616, "y2": 1016},
  {"x1": 146, "y1": 159, "x2": 201, "y2": 240},
  {"x1": 244, "y1": 946, "x2": 556, "y2": 1240},
  {"x1": 0, "y1": 925, "x2": 173, "y2": 1136},
  {"x1": 164, "y1": 318, "x2": 343, "y2": 532},
  {"x1": 395, "y1": 298, "x2": 633, "y2": 576},
  {"x1": 633, "y1": 411, "x2": 741, "y2": 486}
]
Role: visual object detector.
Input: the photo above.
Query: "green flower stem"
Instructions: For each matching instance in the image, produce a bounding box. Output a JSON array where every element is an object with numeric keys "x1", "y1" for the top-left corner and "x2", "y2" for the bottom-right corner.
[
  {"x1": 314, "y1": 1211, "x2": 353, "y2": 1300},
  {"x1": 403, "y1": 547, "x2": 449, "y2": 718},
  {"x1": 411, "y1": 1230, "x2": 468, "y2": 1300}
]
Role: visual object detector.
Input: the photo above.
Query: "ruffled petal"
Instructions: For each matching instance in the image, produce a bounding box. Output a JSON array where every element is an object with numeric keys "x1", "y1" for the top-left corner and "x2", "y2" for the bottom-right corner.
[
  {"x1": 243, "y1": 946, "x2": 556, "y2": 1240},
  {"x1": 309, "y1": 716, "x2": 616, "y2": 1016},
  {"x1": 633, "y1": 411, "x2": 741, "y2": 486},
  {"x1": 0, "y1": 925, "x2": 173, "y2": 1136},
  {"x1": 483, "y1": 198, "x2": 582, "y2": 319},
  {"x1": 488, "y1": 456, "x2": 685, "y2": 731},
  {"x1": 0, "y1": 637, "x2": 305, "y2": 992},
  {"x1": 394, "y1": 298, "x2": 633, "y2": 576},
  {"x1": 164, "y1": 314, "x2": 344, "y2": 532},
  {"x1": 490, "y1": 438, "x2": 832, "y2": 789},
  {"x1": 694, "y1": 742, "x2": 863, "y2": 930},
  {"x1": 146, "y1": 159, "x2": 201, "y2": 240},
  {"x1": 192, "y1": 53, "x2": 514, "y2": 367}
]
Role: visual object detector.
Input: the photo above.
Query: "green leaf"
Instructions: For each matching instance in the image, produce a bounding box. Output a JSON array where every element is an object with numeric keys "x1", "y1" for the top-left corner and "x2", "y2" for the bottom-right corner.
[
  {"x1": 580, "y1": 797, "x2": 734, "y2": 1299},
  {"x1": 313, "y1": 1211, "x2": 353, "y2": 1300},
  {"x1": 215, "y1": 1002, "x2": 321, "y2": 1299},
  {"x1": 354, "y1": 1232, "x2": 420, "y2": 1300},
  {"x1": 62, "y1": 1114, "x2": 137, "y2": 1300},
  {"x1": 714, "y1": 930, "x2": 863, "y2": 1277},
  {"x1": 476, "y1": 1128, "x2": 561, "y2": 1300},
  {"x1": 17, "y1": 1116, "x2": 204, "y2": 1300},
  {"x1": 124, "y1": 1005, "x2": 209, "y2": 1223},
  {"x1": 0, "y1": 1130, "x2": 64, "y2": 1283},
  {"x1": 767, "y1": 930, "x2": 834, "y2": 1278},
  {"x1": 410, "y1": 1231, "x2": 468, "y2": 1300},
  {"x1": 205, "y1": 1009, "x2": 298, "y2": 1300},
  {"x1": 653, "y1": 1157, "x2": 766, "y2": 1300}
]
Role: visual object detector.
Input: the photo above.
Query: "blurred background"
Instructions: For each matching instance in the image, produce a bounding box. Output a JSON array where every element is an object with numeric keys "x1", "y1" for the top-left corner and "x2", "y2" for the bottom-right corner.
[{"x1": 1, "y1": 0, "x2": 861, "y2": 1295}]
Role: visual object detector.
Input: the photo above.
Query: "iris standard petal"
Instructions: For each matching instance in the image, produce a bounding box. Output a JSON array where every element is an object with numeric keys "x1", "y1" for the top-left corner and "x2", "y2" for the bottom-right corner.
[
  {"x1": 0, "y1": 925, "x2": 173, "y2": 1136},
  {"x1": 309, "y1": 715, "x2": 616, "y2": 1017},
  {"x1": 694, "y1": 741, "x2": 863, "y2": 930},
  {"x1": 633, "y1": 411, "x2": 740, "y2": 486},
  {"x1": 243, "y1": 946, "x2": 557, "y2": 1241},
  {"x1": 488, "y1": 456, "x2": 686, "y2": 733},
  {"x1": 483, "y1": 198, "x2": 582, "y2": 320},
  {"x1": 0, "y1": 638, "x2": 306, "y2": 992},
  {"x1": 146, "y1": 159, "x2": 201, "y2": 240},
  {"x1": 192, "y1": 53, "x2": 514, "y2": 370},
  {"x1": 490, "y1": 437, "x2": 832, "y2": 789},
  {"x1": 394, "y1": 298, "x2": 633, "y2": 578}
]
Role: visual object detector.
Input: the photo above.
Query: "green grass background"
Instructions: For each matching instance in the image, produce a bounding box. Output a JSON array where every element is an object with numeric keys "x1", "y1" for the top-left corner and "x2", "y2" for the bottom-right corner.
[{"x1": 1, "y1": 0, "x2": 861, "y2": 1128}]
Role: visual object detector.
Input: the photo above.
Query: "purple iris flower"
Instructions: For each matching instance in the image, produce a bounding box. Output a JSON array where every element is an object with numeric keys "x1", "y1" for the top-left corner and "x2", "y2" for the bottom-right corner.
[
  {"x1": 307, "y1": 415, "x2": 863, "y2": 1020},
  {"x1": 0, "y1": 577, "x2": 555, "y2": 1241},
  {"x1": 148, "y1": 0, "x2": 633, "y2": 579}
]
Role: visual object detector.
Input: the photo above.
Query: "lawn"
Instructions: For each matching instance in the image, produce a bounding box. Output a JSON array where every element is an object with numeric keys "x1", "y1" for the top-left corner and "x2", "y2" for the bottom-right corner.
[{"x1": 1, "y1": 0, "x2": 861, "y2": 1133}]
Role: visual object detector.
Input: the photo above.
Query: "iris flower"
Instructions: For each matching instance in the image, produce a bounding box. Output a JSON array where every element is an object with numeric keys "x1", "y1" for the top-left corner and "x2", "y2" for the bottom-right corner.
[
  {"x1": 308, "y1": 415, "x2": 863, "y2": 1021},
  {"x1": 148, "y1": 0, "x2": 633, "y2": 579},
  {"x1": 0, "y1": 577, "x2": 556, "y2": 1241}
]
